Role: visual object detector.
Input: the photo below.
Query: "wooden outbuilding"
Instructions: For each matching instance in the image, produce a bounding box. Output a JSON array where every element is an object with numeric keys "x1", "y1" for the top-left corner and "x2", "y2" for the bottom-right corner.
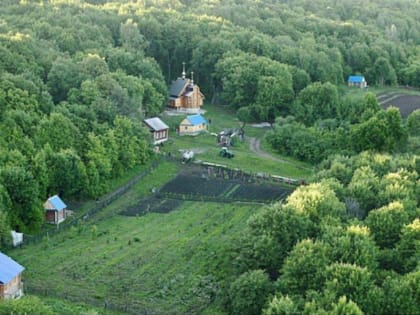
[
  {"x1": 179, "y1": 114, "x2": 208, "y2": 136},
  {"x1": 0, "y1": 252, "x2": 24, "y2": 299},
  {"x1": 44, "y1": 195, "x2": 67, "y2": 224},
  {"x1": 348, "y1": 75, "x2": 367, "y2": 88},
  {"x1": 144, "y1": 117, "x2": 169, "y2": 145},
  {"x1": 168, "y1": 63, "x2": 204, "y2": 113}
]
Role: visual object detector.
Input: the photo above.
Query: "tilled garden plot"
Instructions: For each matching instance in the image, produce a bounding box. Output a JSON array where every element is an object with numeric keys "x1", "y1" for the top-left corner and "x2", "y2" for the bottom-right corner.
[
  {"x1": 379, "y1": 94, "x2": 420, "y2": 118},
  {"x1": 121, "y1": 197, "x2": 183, "y2": 216},
  {"x1": 159, "y1": 173, "x2": 292, "y2": 202},
  {"x1": 230, "y1": 184, "x2": 290, "y2": 201},
  {"x1": 121, "y1": 167, "x2": 294, "y2": 217},
  {"x1": 160, "y1": 174, "x2": 235, "y2": 197}
]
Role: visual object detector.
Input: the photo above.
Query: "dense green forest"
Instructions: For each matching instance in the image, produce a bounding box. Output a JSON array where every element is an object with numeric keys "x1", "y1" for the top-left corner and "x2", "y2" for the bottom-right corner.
[
  {"x1": 0, "y1": 0, "x2": 419, "y2": 314},
  {"x1": 0, "y1": 0, "x2": 419, "y2": 233},
  {"x1": 226, "y1": 151, "x2": 419, "y2": 315}
]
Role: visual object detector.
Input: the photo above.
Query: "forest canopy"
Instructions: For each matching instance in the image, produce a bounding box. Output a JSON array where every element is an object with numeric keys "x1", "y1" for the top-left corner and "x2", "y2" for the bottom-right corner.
[
  {"x1": 0, "y1": 1, "x2": 419, "y2": 313},
  {"x1": 0, "y1": 0, "x2": 418, "y2": 230}
]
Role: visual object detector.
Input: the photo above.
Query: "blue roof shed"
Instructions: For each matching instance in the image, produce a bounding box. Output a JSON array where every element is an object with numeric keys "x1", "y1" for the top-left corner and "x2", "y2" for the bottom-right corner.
[
  {"x1": 0, "y1": 252, "x2": 24, "y2": 284},
  {"x1": 348, "y1": 75, "x2": 366, "y2": 83},
  {"x1": 186, "y1": 114, "x2": 207, "y2": 126},
  {"x1": 46, "y1": 195, "x2": 67, "y2": 211}
]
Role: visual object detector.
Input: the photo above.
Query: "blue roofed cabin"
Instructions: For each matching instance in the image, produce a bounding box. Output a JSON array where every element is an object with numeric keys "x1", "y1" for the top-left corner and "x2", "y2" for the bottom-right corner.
[
  {"x1": 348, "y1": 75, "x2": 367, "y2": 88},
  {"x1": 44, "y1": 195, "x2": 67, "y2": 224},
  {"x1": 0, "y1": 252, "x2": 24, "y2": 299},
  {"x1": 179, "y1": 114, "x2": 208, "y2": 135},
  {"x1": 168, "y1": 63, "x2": 204, "y2": 113}
]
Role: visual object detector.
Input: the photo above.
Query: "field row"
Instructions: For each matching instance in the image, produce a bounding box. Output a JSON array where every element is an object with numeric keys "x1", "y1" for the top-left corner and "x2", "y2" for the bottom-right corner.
[
  {"x1": 378, "y1": 93, "x2": 420, "y2": 118},
  {"x1": 159, "y1": 174, "x2": 291, "y2": 201}
]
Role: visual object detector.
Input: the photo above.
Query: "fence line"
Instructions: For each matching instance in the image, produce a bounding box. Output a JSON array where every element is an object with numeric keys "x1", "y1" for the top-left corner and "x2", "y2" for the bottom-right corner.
[
  {"x1": 24, "y1": 158, "x2": 163, "y2": 246},
  {"x1": 20, "y1": 157, "x2": 295, "y2": 313},
  {"x1": 20, "y1": 157, "x2": 297, "y2": 246},
  {"x1": 197, "y1": 161, "x2": 303, "y2": 185},
  {"x1": 25, "y1": 283, "x2": 163, "y2": 315},
  {"x1": 158, "y1": 192, "x2": 273, "y2": 205}
]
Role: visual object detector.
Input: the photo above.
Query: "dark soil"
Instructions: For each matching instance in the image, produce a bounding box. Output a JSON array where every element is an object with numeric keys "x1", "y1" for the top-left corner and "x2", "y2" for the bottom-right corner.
[
  {"x1": 380, "y1": 94, "x2": 420, "y2": 118},
  {"x1": 231, "y1": 184, "x2": 290, "y2": 201},
  {"x1": 121, "y1": 165, "x2": 293, "y2": 217},
  {"x1": 121, "y1": 197, "x2": 183, "y2": 216},
  {"x1": 160, "y1": 175, "x2": 235, "y2": 197},
  {"x1": 159, "y1": 169, "x2": 292, "y2": 202}
]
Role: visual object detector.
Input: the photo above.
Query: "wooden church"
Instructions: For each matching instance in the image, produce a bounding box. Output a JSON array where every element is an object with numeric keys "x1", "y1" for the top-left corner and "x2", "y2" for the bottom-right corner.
[{"x1": 168, "y1": 63, "x2": 204, "y2": 113}]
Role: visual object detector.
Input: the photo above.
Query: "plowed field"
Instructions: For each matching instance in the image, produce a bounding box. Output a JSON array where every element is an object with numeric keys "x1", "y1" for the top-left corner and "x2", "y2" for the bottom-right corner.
[
  {"x1": 378, "y1": 93, "x2": 420, "y2": 118},
  {"x1": 159, "y1": 172, "x2": 292, "y2": 202}
]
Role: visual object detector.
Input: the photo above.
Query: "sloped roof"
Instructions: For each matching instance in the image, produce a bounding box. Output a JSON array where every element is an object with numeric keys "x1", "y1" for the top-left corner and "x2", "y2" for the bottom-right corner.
[
  {"x1": 47, "y1": 195, "x2": 67, "y2": 211},
  {"x1": 186, "y1": 114, "x2": 207, "y2": 126},
  {"x1": 169, "y1": 78, "x2": 189, "y2": 97},
  {"x1": 0, "y1": 252, "x2": 24, "y2": 284},
  {"x1": 144, "y1": 117, "x2": 169, "y2": 131},
  {"x1": 348, "y1": 75, "x2": 365, "y2": 83}
]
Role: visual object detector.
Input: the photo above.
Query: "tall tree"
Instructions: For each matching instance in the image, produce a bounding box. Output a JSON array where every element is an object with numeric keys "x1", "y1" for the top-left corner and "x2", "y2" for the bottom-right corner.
[
  {"x1": 293, "y1": 82, "x2": 339, "y2": 125},
  {"x1": 47, "y1": 57, "x2": 82, "y2": 103},
  {"x1": 396, "y1": 218, "x2": 420, "y2": 273},
  {"x1": 0, "y1": 166, "x2": 43, "y2": 232},
  {"x1": 278, "y1": 239, "x2": 331, "y2": 295},
  {"x1": 324, "y1": 225, "x2": 379, "y2": 270},
  {"x1": 228, "y1": 270, "x2": 273, "y2": 315},
  {"x1": 323, "y1": 263, "x2": 383, "y2": 315},
  {"x1": 119, "y1": 19, "x2": 149, "y2": 52},
  {"x1": 372, "y1": 57, "x2": 397, "y2": 85},
  {"x1": 285, "y1": 182, "x2": 346, "y2": 223},
  {"x1": 263, "y1": 295, "x2": 298, "y2": 315}
]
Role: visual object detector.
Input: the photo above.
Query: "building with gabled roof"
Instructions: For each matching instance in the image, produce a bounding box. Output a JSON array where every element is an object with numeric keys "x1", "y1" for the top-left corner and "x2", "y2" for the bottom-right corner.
[
  {"x1": 168, "y1": 63, "x2": 204, "y2": 113},
  {"x1": 179, "y1": 114, "x2": 208, "y2": 135},
  {"x1": 348, "y1": 75, "x2": 367, "y2": 88},
  {"x1": 0, "y1": 252, "x2": 24, "y2": 299},
  {"x1": 144, "y1": 117, "x2": 169, "y2": 145},
  {"x1": 44, "y1": 195, "x2": 67, "y2": 224}
]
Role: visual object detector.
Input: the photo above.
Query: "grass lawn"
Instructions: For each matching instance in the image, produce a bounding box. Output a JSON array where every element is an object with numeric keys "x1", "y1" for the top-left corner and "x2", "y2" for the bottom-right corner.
[
  {"x1": 90, "y1": 161, "x2": 180, "y2": 221},
  {"x1": 8, "y1": 105, "x2": 312, "y2": 314},
  {"x1": 9, "y1": 160, "x2": 260, "y2": 314},
  {"x1": 11, "y1": 201, "x2": 257, "y2": 315},
  {"x1": 164, "y1": 132, "x2": 311, "y2": 178},
  {"x1": 160, "y1": 104, "x2": 313, "y2": 179}
]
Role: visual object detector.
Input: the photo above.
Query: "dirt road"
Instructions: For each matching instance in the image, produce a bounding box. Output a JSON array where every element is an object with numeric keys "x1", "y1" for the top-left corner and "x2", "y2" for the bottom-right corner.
[{"x1": 248, "y1": 137, "x2": 311, "y2": 171}]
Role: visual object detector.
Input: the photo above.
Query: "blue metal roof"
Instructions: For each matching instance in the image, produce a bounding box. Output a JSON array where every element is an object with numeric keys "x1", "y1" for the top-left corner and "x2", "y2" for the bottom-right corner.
[
  {"x1": 348, "y1": 75, "x2": 365, "y2": 83},
  {"x1": 48, "y1": 195, "x2": 67, "y2": 211},
  {"x1": 187, "y1": 114, "x2": 207, "y2": 126},
  {"x1": 0, "y1": 252, "x2": 24, "y2": 284}
]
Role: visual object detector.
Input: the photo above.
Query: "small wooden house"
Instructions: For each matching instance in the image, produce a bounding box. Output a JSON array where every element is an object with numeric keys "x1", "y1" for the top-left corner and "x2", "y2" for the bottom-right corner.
[
  {"x1": 0, "y1": 252, "x2": 24, "y2": 299},
  {"x1": 179, "y1": 114, "x2": 208, "y2": 136},
  {"x1": 168, "y1": 64, "x2": 204, "y2": 113},
  {"x1": 44, "y1": 195, "x2": 67, "y2": 224},
  {"x1": 348, "y1": 75, "x2": 367, "y2": 88},
  {"x1": 144, "y1": 117, "x2": 169, "y2": 145}
]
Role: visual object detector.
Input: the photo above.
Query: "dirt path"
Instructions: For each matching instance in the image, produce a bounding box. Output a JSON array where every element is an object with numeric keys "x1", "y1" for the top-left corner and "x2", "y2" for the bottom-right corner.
[
  {"x1": 248, "y1": 137, "x2": 311, "y2": 171},
  {"x1": 249, "y1": 137, "x2": 284, "y2": 162}
]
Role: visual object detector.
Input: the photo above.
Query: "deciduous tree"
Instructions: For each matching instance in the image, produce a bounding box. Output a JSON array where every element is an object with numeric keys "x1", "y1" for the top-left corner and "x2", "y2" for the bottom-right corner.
[{"x1": 228, "y1": 270, "x2": 273, "y2": 315}]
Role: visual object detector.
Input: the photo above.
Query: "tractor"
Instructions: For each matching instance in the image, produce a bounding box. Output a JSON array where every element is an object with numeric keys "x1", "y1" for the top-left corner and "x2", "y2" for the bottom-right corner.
[{"x1": 219, "y1": 147, "x2": 234, "y2": 158}]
